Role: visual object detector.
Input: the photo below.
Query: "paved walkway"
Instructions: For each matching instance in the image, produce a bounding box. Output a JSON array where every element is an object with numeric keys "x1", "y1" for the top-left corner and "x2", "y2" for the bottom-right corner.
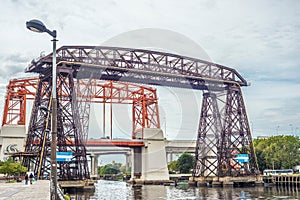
[{"x1": 0, "y1": 180, "x2": 50, "y2": 200}]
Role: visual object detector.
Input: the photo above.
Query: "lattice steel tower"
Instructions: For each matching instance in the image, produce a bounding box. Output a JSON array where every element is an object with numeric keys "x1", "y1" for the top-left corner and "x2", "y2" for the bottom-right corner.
[
  {"x1": 22, "y1": 67, "x2": 90, "y2": 180},
  {"x1": 193, "y1": 85, "x2": 258, "y2": 178}
]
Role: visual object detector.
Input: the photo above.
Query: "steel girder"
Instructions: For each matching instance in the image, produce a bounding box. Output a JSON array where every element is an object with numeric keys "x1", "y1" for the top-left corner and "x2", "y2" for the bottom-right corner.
[
  {"x1": 193, "y1": 92, "x2": 222, "y2": 177},
  {"x1": 23, "y1": 67, "x2": 90, "y2": 180},
  {"x1": 132, "y1": 87, "x2": 160, "y2": 139},
  {"x1": 2, "y1": 77, "x2": 160, "y2": 140},
  {"x1": 193, "y1": 85, "x2": 259, "y2": 178},
  {"x1": 25, "y1": 46, "x2": 247, "y2": 90},
  {"x1": 2, "y1": 77, "x2": 39, "y2": 126},
  {"x1": 55, "y1": 67, "x2": 90, "y2": 180},
  {"x1": 22, "y1": 75, "x2": 52, "y2": 179},
  {"x1": 218, "y1": 85, "x2": 258, "y2": 176}
]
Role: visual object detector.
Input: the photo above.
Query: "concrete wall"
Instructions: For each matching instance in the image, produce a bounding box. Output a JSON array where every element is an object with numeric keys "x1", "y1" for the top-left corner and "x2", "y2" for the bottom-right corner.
[
  {"x1": 139, "y1": 128, "x2": 169, "y2": 181},
  {"x1": 0, "y1": 125, "x2": 26, "y2": 161},
  {"x1": 131, "y1": 147, "x2": 142, "y2": 178}
]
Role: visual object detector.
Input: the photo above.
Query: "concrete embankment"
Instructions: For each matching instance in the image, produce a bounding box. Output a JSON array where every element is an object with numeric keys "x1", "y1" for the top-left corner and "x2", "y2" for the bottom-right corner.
[{"x1": 0, "y1": 179, "x2": 50, "y2": 200}]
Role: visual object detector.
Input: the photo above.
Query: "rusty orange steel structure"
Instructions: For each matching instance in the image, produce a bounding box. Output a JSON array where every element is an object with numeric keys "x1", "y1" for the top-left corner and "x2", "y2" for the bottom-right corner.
[
  {"x1": 2, "y1": 77, "x2": 160, "y2": 139},
  {"x1": 2, "y1": 77, "x2": 39, "y2": 126}
]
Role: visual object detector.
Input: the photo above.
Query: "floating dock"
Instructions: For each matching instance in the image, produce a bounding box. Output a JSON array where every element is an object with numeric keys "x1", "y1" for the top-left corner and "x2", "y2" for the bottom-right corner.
[
  {"x1": 263, "y1": 175, "x2": 300, "y2": 187},
  {"x1": 59, "y1": 179, "x2": 95, "y2": 193}
]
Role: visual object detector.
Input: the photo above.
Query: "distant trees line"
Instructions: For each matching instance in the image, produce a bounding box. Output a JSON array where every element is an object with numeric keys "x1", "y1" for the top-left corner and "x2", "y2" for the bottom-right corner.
[{"x1": 254, "y1": 135, "x2": 300, "y2": 171}]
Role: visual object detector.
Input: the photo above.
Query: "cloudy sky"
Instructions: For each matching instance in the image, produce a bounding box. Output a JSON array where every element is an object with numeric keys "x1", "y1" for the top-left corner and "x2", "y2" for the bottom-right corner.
[{"x1": 0, "y1": 0, "x2": 299, "y2": 140}]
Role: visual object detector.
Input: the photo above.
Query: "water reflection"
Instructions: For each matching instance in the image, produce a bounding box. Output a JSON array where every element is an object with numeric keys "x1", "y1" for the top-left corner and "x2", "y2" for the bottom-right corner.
[
  {"x1": 132, "y1": 186, "x2": 142, "y2": 200},
  {"x1": 263, "y1": 186, "x2": 299, "y2": 199},
  {"x1": 196, "y1": 187, "x2": 263, "y2": 200},
  {"x1": 71, "y1": 180, "x2": 300, "y2": 200}
]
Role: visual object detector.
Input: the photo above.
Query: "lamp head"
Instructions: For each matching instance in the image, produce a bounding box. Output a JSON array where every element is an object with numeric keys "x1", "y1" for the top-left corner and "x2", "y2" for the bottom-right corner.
[
  {"x1": 26, "y1": 19, "x2": 47, "y2": 33},
  {"x1": 26, "y1": 19, "x2": 57, "y2": 38}
]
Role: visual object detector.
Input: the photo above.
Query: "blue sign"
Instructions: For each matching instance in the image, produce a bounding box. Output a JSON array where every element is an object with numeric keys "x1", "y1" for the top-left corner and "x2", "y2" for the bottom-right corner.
[
  {"x1": 234, "y1": 154, "x2": 249, "y2": 163},
  {"x1": 56, "y1": 151, "x2": 73, "y2": 162}
]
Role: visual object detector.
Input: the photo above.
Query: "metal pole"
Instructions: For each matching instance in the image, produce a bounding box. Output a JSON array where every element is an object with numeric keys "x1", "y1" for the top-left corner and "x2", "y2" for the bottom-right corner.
[
  {"x1": 103, "y1": 102, "x2": 106, "y2": 138},
  {"x1": 110, "y1": 100, "x2": 112, "y2": 140},
  {"x1": 51, "y1": 34, "x2": 58, "y2": 200}
]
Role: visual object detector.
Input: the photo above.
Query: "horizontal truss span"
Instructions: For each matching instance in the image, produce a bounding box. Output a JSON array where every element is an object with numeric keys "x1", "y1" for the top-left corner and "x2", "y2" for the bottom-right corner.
[
  {"x1": 2, "y1": 77, "x2": 159, "y2": 128},
  {"x1": 26, "y1": 46, "x2": 248, "y2": 89}
]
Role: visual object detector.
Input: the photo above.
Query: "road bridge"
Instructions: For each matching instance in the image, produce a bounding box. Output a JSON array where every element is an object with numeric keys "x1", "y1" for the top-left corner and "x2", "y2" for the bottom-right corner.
[
  {"x1": 85, "y1": 138, "x2": 196, "y2": 155},
  {"x1": 85, "y1": 138, "x2": 196, "y2": 177}
]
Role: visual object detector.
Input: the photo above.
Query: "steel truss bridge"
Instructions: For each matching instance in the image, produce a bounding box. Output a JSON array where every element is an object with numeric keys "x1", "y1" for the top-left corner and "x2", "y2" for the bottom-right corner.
[
  {"x1": 3, "y1": 77, "x2": 159, "y2": 179},
  {"x1": 3, "y1": 46, "x2": 258, "y2": 180}
]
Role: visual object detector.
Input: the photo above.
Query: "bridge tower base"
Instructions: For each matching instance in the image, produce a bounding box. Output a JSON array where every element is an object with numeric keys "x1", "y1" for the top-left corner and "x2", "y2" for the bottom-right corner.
[
  {"x1": 89, "y1": 154, "x2": 99, "y2": 179},
  {"x1": 131, "y1": 128, "x2": 170, "y2": 184},
  {"x1": 189, "y1": 175, "x2": 263, "y2": 187}
]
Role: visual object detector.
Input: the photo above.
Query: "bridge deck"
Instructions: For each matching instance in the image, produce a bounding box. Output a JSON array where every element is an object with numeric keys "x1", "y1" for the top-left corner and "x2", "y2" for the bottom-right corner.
[{"x1": 86, "y1": 139, "x2": 145, "y2": 147}]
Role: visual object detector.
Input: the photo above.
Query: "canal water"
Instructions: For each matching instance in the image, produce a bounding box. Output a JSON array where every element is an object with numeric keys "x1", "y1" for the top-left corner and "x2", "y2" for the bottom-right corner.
[{"x1": 71, "y1": 180, "x2": 300, "y2": 199}]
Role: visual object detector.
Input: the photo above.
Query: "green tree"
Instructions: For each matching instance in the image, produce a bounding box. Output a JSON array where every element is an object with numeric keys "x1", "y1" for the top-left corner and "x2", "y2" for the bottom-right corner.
[
  {"x1": 98, "y1": 162, "x2": 123, "y2": 176},
  {"x1": 254, "y1": 135, "x2": 300, "y2": 171},
  {"x1": 168, "y1": 160, "x2": 178, "y2": 174},
  {"x1": 119, "y1": 165, "x2": 131, "y2": 174},
  {"x1": 176, "y1": 153, "x2": 194, "y2": 174},
  {"x1": 0, "y1": 158, "x2": 27, "y2": 176}
]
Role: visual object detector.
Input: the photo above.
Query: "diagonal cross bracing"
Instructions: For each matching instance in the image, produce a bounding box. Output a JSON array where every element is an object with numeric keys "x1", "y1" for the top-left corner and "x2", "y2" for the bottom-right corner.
[{"x1": 26, "y1": 46, "x2": 247, "y2": 90}]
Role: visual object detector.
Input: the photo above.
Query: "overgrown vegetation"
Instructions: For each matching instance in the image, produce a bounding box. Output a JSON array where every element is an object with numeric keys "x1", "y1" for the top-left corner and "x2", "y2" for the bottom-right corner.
[{"x1": 254, "y1": 135, "x2": 300, "y2": 172}]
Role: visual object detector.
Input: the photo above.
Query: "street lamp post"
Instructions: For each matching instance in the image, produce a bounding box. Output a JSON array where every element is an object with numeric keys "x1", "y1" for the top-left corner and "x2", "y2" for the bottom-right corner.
[{"x1": 26, "y1": 19, "x2": 58, "y2": 200}]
